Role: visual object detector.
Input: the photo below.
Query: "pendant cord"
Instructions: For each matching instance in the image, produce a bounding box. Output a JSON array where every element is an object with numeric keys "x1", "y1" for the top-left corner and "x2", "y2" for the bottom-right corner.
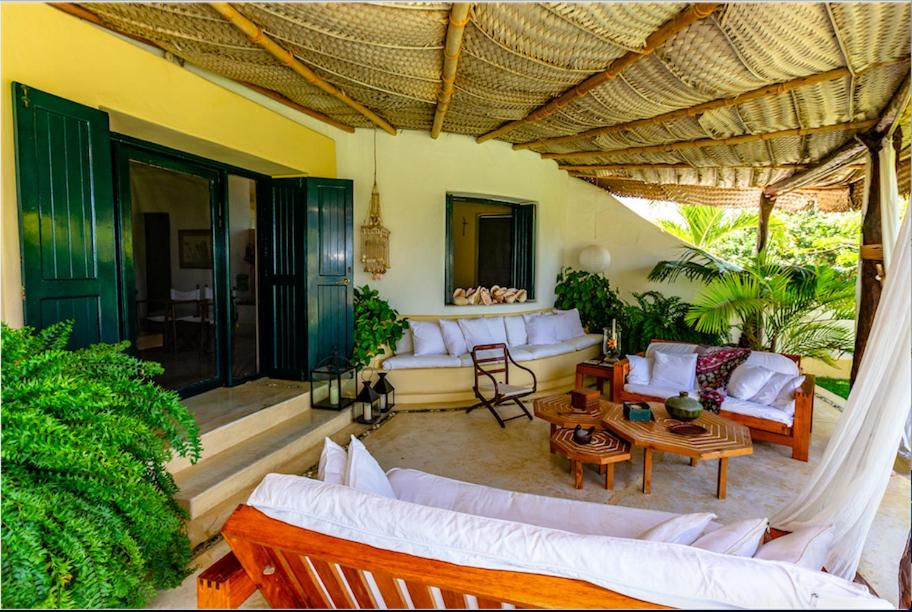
[{"x1": 373, "y1": 128, "x2": 377, "y2": 184}]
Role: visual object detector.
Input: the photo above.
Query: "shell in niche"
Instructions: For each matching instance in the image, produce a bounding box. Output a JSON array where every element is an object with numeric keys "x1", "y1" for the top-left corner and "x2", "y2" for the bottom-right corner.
[
  {"x1": 453, "y1": 296, "x2": 469, "y2": 305},
  {"x1": 516, "y1": 289, "x2": 528, "y2": 303},
  {"x1": 470, "y1": 289, "x2": 483, "y2": 305},
  {"x1": 453, "y1": 288, "x2": 465, "y2": 299},
  {"x1": 479, "y1": 287, "x2": 492, "y2": 305}
]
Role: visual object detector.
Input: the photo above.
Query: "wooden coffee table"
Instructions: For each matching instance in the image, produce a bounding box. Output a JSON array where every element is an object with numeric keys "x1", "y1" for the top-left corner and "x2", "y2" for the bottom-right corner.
[
  {"x1": 533, "y1": 393, "x2": 610, "y2": 437},
  {"x1": 550, "y1": 429, "x2": 631, "y2": 490},
  {"x1": 601, "y1": 402, "x2": 752, "y2": 499}
]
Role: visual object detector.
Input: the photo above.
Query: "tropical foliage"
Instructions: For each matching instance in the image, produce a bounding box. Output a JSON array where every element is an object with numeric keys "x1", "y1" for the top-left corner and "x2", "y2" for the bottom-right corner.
[
  {"x1": 1, "y1": 322, "x2": 202, "y2": 608},
  {"x1": 554, "y1": 268, "x2": 626, "y2": 333},
  {"x1": 353, "y1": 285, "x2": 409, "y2": 369},
  {"x1": 657, "y1": 204, "x2": 774, "y2": 248},
  {"x1": 623, "y1": 291, "x2": 724, "y2": 355},
  {"x1": 649, "y1": 247, "x2": 855, "y2": 363}
]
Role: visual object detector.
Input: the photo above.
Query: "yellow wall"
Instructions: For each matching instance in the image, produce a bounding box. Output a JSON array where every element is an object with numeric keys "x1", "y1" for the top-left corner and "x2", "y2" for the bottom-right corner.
[
  {"x1": 451, "y1": 201, "x2": 514, "y2": 289},
  {"x1": 1, "y1": 3, "x2": 336, "y2": 325}
]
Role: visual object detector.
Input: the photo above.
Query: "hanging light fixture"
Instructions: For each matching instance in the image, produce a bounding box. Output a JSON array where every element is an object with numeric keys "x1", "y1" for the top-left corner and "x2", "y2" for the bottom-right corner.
[{"x1": 360, "y1": 129, "x2": 390, "y2": 280}]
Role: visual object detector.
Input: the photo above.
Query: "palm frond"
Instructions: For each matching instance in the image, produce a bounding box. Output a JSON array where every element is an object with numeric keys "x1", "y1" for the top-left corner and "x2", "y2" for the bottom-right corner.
[
  {"x1": 648, "y1": 246, "x2": 743, "y2": 284},
  {"x1": 685, "y1": 275, "x2": 766, "y2": 334}
]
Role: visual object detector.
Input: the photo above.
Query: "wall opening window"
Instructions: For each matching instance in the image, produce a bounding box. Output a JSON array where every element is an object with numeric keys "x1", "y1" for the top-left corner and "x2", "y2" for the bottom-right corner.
[{"x1": 445, "y1": 193, "x2": 535, "y2": 305}]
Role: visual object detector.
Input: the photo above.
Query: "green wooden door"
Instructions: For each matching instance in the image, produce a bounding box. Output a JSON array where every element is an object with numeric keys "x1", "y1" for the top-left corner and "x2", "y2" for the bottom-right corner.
[
  {"x1": 12, "y1": 83, "x2": 119, "y2": 347},
  {"x1": 306, "y1": 178, "x2": 353, "y2": 375},
  {"x1": 258, "y1": 178, "x2": 307, "y2": 379}
]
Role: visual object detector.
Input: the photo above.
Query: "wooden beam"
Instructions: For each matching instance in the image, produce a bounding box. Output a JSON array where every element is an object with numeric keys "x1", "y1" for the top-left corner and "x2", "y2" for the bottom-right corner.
[
  {"x1": 756, "y1": 193, "x2": 776, "y2": 252},
  {"x1": 208, "y1": 2, "x2": 396, "y2": 135},
  {"x1": 542, "y1": 119, "x2": 877, "y2": 161},
  {"x1": 475, "y1": 3, "x2": 720, "y2": 144},
  {"x1": 431, "y1": 3, "x2": 471, "y2": 139},
  {"x1": 514, "y1": 60, "x2": 908, "y2": 151},
  {"x1": 561, "y1": 163, "x2": 808, "y2": 173},
  {"x1": 238, "y1": 81, "x2": 355, "y2": 133}
]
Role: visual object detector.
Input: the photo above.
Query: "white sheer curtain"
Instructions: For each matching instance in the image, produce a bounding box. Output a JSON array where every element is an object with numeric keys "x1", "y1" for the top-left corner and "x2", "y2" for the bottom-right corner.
[{"x1": 772, "y1": 208, "x2": 911, "y2": 580}]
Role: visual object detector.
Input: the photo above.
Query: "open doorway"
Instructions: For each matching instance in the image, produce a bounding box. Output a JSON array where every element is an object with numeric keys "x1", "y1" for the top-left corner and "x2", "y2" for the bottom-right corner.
[{"x1": 227, "y1": 174, "x2": 259, "y2": 381}]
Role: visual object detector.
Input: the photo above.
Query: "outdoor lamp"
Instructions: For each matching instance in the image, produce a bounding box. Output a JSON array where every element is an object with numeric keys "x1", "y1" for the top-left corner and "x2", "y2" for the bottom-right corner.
[
  {"x1": 355, "y1": 379, "x2": 381, "y2": 425},
  {"x1": 310, "y1": 352, "x2": 356, "y2": 411},
  {"x1": 372, "y1": 372, "x2": 395, "y2": 413}
]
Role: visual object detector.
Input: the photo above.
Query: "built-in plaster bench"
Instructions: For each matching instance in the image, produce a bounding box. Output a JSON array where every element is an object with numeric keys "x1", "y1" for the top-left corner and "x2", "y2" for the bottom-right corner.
[{"x1": 379, "y1": 309, "x2": 601, "y2": 406}]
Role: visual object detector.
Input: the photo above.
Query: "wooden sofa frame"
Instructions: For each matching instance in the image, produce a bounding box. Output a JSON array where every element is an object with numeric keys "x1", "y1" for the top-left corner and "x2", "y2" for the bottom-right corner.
[
  {"x1": 611, "y1": 340, "x2": 815, "y2": 462},
  {"x1": 198, "y1": 505, "x2": 666, "y2": 609}
]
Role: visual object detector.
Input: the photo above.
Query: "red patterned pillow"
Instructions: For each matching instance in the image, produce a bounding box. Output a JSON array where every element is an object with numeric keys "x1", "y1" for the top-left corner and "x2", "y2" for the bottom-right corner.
[{"x1": 695, "y1": 346, "x2": 751, "y2": 413}]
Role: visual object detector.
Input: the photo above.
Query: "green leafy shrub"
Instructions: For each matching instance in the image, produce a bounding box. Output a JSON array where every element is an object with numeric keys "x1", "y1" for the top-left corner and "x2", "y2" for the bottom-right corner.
[
  {"x1": 623, "y1": 291, "x2": 723, "y2": 354},
  {"x1": 1, "y1": 322, "x2": 202, "y2": 608},
  {"x1": 352, "y1": 285, "x2": 409, "y2": 369},
  {"x1": 554, "y1": 268, "x2": 626, "y2": 333}
]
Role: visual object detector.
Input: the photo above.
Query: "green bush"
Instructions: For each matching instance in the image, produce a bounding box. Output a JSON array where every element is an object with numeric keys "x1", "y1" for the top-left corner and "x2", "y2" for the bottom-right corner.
[
  {"x1": 554, "y1": 268, "x2": 625, "y2": 334},
  {"x1": 352, "y1": 285, "x2": 409, "y2": 370},
  {"x1": 1, "y1": 322, "x2": 201, "y2": 608},
  {"x1": 623, "y1": 291, "x2": 723, "y2": 354}
]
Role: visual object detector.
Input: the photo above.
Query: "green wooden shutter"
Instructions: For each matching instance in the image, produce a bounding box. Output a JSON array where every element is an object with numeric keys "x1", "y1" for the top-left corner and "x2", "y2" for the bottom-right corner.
[
  {"x1": 306, "y1": 178, "x2": 353, "y2": 375},
  {"x1": 12, "y1": 83, "x2": 119, "y2": 347},
  {"x1": 512, "y1": 203, "x2": 536, "y2": 299}
]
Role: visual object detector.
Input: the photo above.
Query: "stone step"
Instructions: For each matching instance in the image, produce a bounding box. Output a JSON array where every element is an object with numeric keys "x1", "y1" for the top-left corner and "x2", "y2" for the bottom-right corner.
[
  {"x1": 167, "y1": 378, "x2": 311, "y2": 473},
  {"x1": 173, "y1": 407, "x2": 351, "y2": 519}
]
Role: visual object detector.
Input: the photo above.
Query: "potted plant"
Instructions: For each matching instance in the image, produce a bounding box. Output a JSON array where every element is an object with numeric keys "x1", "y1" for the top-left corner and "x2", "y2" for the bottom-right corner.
[{"x1": 352, "y1": 285, "x2": 409, "y2": 370}]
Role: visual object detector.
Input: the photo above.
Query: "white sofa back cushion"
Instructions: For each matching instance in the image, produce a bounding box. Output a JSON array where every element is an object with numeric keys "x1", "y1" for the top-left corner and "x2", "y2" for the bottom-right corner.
[
  {"x1": 645, "y1": 342, "x2": 697, "y2": 360},
  {"x1": 638, "y1": 512, "x2": 716, "y2": 544},
  {"x1": 394, "y1": 326, "x2": 413, "y2": 354},
  {"x1": 248, "y1": 474, "x2": 888, "y2": 609},
  {"x1": 552, "y1": 308, "x2": 586, "y2": 341},
  {"x1": 439, "y1": 319, "x2": 468, "y2": 356},
  {"x1": 651, "y1": 351, "x2": 698, "y2": 391},
  {"x1": 458, "y1": 317, "x2": 508, "y2": 351},
  {"x1": 744, "y1": 350, "x2": 800, "y2": 376},
  {"x1": 626, "y1": 354, "x2": 651, "y2": 385},
  {"x1": 692, "y1": 518, "x2": 768, "y2": 557},
  {"x1": 525, "y1": 314, "x2": 560, "y2": 345},
  {"x1": 754, "y1": 525, "x2": 834, "y2": 571},
  {"x1": 317, "y1": 437, "x2": 347, "y2": 485},
  {"x1": 410, "y1": 320, "x2": 447, "y2": 356},
  {"x1": 504, "y1": 315, "x2": 527, "y2": 347}
]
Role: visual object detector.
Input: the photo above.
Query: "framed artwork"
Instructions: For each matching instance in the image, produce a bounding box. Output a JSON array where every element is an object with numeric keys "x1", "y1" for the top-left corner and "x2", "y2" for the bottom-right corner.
[{"x1": 178, "y1": 229, "x2": 212, "y2": 269}]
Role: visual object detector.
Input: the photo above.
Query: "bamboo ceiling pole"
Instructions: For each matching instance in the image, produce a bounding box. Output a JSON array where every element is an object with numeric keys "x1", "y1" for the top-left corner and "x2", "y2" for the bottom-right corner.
[
  {"x1": 542, "y1": 119, "x2": 878, "y2": 161},
  {"x1": 431, "y1": 3, "x2": 471, "y2": 139},
  {"x1": 208, "y1": 2, "x2": 397, "y2": 135},
  {"x1": 475, "y1": 3, "x2": 720, "y2": 144},
  {"x1": 238, "y1": 81, "x2": 355, "y2": 133},
  {"x1": 514, "y1": 59, "x2": 908, "y2": 151},
  {"x1": 561, "y1": 163, "x2": 808, "y2": 172}
]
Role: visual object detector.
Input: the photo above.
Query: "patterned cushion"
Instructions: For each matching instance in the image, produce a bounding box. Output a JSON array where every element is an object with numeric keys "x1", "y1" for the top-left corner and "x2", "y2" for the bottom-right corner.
[{"x1": 694, "y1": 346, "x2": 751, "y2": 413}]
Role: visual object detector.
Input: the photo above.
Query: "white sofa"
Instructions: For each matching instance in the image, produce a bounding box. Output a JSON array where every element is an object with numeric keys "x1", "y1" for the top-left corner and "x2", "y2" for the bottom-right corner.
[{"x1": 246, "y1": 469, "x2": 889, "y2": 609}]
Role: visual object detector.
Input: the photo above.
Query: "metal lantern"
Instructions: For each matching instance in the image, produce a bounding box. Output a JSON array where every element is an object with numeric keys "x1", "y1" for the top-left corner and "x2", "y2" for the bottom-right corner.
[
  {"x1": 355, "y1": 380, "x2": 381, "y2": 424},
  {"x1": 372, "y1": 372, "x2": 395, "y2": 413},
  {"x1": 311, "y1": 352, "x2": 356, "y2": 411}
]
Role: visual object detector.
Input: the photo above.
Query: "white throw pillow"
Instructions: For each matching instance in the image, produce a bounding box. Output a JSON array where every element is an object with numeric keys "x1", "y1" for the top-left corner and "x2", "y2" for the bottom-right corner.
[
  {"x1": 626, "y1": 355, "x2": 652, "y2": 385},
  {"x1": 343, "y1": 436, "x2": 395, "y2": 498},
  {"x1": 458, "y1": 317, "x2": 508, "y2": 351},
  {"x1": 750, "y1": 371, "x2": 805, "y2": 407},
  {"x1": 317, "y1": 437, "x2": 346, "y2": 485},
  {"x1": 552, "y1": 308, "x2": 586, "y2": 340},
  {"x1": 692, "y1": 518, "x2": 768, "y2": 557},
  {"x1": 438, "y1": 319, "x2": 468, "y2": 356},
  {"x1": 410, "y1": 320, "x2": 447, "y2": 356},
  {"x1": 394, "y1": 326, "x2": 413, "y2": 354},
  {"x1": 525, "y1": 314, "x2": 560, "y2": 345},
  {"x1": 773, "y1": 374, "x2": 806, "y2": 408},
  {"x1": 651, "y1": 351, "x2": 698, "y2": 391},
  {"x1": 504, "y1": 315, "x2": 527, "y2": 347},
  {"x1": 727, "y1": 364, "x2": 776, "y2": 400},
  {"x1": 639, "y1": 512, "x2": 716, "y2": 545},
  {"x1": 753, "y1": 525, "x2": 834, "y2": 571}
]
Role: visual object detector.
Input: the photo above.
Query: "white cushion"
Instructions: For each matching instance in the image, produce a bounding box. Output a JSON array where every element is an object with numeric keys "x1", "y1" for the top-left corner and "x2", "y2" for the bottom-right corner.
[
  {"x1": 566, "y1": 334, "x2": 601, "y2": 351},
  {"x1": 624, "y1": 383, "x2": 699, "y2": 399},
  {"x1": 721, "y1": 397, "x2": 794, "y2": 426},
  {"x1": 438, "y1": 319, "x2": 468, "y2": 356},
  {"x1": 526, "y1": 314, "x2": 560, "y2": 345},
  {"x1": 754, "y1": 525, "x2": 835, "y2": 571},
  {"x1": 317, "y1": 437, "x2": 346, "y2": 485},
  {"x1": 387, "y1": 468, "x2": 716, "y2": 539},
  {"x1": 645, "y1": 342, "x2": 698, "y2": 360},
  {"x1": 382, "y1": 352, "x2": 462, "y2": 370},
  {"x1": 727, "y1": 364, "x2": 776, "y2": 400},
  {"x1": 411, "y1": 320, "x2": 447, "y2": 356},
  {"x1": 247, "y1": 475, "x2": 890, "y2": 609},
  {"x1": 504, "y1": 315, "x2": 527, "y2": 347},
  {"x1": 639, "y1": 512, "x2": 716, "y2": 545},
  {"x1": 524, "y1": 342, "x2": 574, "y2": 359},
  {"x1": 507, "y1": 347, "x2": 535, "y2": 362},
  {"x1": 651, "y1": 351, "x2": 698, "y2": 391},
  {"x1": 458, "y1": 317, "x2": 508, "y2": 351},
  {"x1": 692, "y1": 518, "x2": 768, "y2": 557},
  {"x1": 552, "y1": 308, "x2": 586, "y2": 341},
  {"x1": 343, "y1": 436, "x2": 395, "y2": 499},
  {"x1": 750, "y1": 372, "x2": 805, "y2": 408},
  {"x1": 394, "y1": 326, "x2": 413, "y2": 354},
  {"x1": 626, "y1": 355, "x2": 652, "y2": 385},
  {"x1": 744, "y1": 350, "x2": 800, "y2": 376}
]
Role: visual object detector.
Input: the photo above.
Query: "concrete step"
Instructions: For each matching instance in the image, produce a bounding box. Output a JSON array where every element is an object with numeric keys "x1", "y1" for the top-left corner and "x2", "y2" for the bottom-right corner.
[
  {"x1": 174, "y1": 407, "x2": 351, "y2": 519},
  {"x1": 167, "y1": 378, "x2": 311, "y2": 473}
]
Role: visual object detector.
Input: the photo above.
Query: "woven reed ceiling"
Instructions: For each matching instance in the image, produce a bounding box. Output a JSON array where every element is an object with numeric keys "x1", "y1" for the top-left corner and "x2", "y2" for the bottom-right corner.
[{"x1": 76, "y1": 2, "x2": 911, "y2": 210}]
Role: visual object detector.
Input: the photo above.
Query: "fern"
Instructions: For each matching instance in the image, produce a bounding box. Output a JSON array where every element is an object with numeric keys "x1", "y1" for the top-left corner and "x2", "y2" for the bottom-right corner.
[
  {"x1": 623, "y1": 291, "x2": 723, "y2": 354},
  {"x1": 1, "y1": 322, "x2": 202, "y2": 608}
]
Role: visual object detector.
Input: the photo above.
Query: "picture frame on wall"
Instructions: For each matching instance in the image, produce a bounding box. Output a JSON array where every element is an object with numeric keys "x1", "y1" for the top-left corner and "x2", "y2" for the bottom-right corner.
[{"x1": 178, "y1": 229, "x2": 212, "y2": 269}]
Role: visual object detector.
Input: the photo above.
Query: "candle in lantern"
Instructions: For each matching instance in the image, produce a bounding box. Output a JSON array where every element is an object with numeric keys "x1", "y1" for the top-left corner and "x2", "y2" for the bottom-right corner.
[
  {"x1": 329, "y1": 382, "x2": 340, "y2": 406},
  {"x1": 612, "y1": 319, "x2": 616, "y2": 339},
  {"x1": 379, "y1": 393, "x2": 387, "y2": 411},
  {"x1": 364, "y1": 399, "x2": 373, "y2": 421}
]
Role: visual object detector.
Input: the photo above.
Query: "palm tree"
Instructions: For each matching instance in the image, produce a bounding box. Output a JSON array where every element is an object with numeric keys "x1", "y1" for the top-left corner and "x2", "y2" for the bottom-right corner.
[
  {"x1": 649, "y1": 247, "x2": 854, "y2": 363},
  {"x1": 657, "y1": 205, "x2": 760, "y2": 247}
]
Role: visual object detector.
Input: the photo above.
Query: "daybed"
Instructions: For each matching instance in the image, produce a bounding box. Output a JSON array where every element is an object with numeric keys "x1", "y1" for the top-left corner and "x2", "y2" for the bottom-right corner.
[
  {"x1": 612, "y1": 341, "x2": 815, "y2": 461},
  {"x1": 380, "y1": 309, "x2": 601, "y2": 406},
  {"x1": 198, "y1": 467, "x2": 888, "y2": 609}
]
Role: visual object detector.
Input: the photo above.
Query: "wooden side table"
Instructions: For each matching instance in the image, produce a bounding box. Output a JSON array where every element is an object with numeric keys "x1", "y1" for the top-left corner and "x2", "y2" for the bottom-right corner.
[
  {"x1": 575, "y1": 360, "x2": 616, "y2": 396},
  {"x1": 550, "y1": 429, "x2": 631, "y2": 490}
]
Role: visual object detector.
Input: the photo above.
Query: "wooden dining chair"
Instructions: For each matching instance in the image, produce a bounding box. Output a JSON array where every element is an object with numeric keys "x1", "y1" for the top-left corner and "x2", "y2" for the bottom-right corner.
[{"x1": 467, "y1": 343, "x2": 537, "y2": 428}]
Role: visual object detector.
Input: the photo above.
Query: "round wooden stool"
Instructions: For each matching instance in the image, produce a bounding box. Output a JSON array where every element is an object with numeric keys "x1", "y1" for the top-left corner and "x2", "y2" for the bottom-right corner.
[{"x1": 550, "y1": 429, "x2": 631, "y2": 490}]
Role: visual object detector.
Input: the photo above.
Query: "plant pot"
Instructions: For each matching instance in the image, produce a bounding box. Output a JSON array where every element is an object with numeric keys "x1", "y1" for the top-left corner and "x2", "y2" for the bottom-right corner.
[{"x1": 665, "y1": 391, "x2": 703, "y2": 421}]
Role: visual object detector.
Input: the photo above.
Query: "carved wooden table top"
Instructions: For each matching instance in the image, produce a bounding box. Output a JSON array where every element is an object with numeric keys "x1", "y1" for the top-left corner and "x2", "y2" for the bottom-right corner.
[{"x1": 533, "y1": 393, "x2": 610, "y2": 430}]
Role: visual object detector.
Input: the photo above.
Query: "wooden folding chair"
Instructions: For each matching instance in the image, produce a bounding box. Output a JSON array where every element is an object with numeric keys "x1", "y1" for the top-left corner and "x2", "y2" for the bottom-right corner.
[{"x1": 466, "y1": 343, "x2": 537, "y2": 428}]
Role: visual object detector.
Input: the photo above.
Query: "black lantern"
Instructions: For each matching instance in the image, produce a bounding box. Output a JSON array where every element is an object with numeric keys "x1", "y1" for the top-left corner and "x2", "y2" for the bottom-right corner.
[
  {"x1": 355, "y1": 380, "x2": 381, "y2": 424},
  {"x1": 372, "y1": 372, "x2": 395, "y2": 413},
  {"x1": 311, "y1": 352, "x2": 356, "y2": 411}
]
